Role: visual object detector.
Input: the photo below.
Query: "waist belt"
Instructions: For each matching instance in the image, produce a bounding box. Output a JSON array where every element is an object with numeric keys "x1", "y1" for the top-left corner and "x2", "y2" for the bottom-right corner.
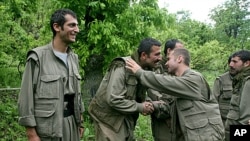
[
  {"x1": 64, "y1": 94, "x2": 74, "y2": 117},
  {"x1": 64, "y1": 108, "x2": 74, "y2": 117}
]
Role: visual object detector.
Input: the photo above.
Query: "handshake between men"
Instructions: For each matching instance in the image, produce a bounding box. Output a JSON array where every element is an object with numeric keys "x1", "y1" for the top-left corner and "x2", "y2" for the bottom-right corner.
[
  {"x1": 141, "y1": 101, "x2": 161, "y2": 116},
  {"x1": 142, "y1": 100, "x2": 168, "y2": 116},
  {"x1": 141, "y1": 101, "x2": 154, "y2": 116}
]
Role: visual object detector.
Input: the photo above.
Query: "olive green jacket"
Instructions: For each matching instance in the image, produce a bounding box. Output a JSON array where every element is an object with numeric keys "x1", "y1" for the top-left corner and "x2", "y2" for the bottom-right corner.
[
  {"x1": 88, "y1": 53, "x2": 146, "y2": 133},
  {"x1": 224, "y1": 67, "x2": 250, "y2": 141},
  {"x1": 146, "y1": 64, "x2": 173, "y2": 141},
  {"x1": 226, "y1": 67, "x2": 250, "y2": 125},
  {"x1": 213, "y1": 72, "x2": 233, "y2": 124},
  {"x1": 18, "y1": 42, "x2": 84, "y2": 137},
  {"x1": 135, "y1": 68, "x2": 225, "y2": 141}
]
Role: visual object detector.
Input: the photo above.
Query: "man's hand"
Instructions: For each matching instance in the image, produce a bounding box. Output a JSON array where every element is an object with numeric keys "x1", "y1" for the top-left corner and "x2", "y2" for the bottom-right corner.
[
  {"x1": 125, "y1": 59, "x2": 141, "y2": 73},
  {"x1": 141, "y1": 101, "x2": 154, "y2": 116},
  {"x1": 79, "y1": 116, "x2": 84, "y2": 138},
  {"x1": 79, "y1": 126, "x2": 84, "y2": 138},
  {"x1": 26, "y1": 127, "x2": 40, "y2": 141}
]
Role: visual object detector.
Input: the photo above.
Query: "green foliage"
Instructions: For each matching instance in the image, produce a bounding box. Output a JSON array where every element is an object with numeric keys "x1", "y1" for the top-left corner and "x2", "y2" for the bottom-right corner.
[
  {"x1": 135, "y1": 115, "x2": 153, "y2": 141},
  {"x1": 177, "y1": 19, "x2": 216, "y2": 46},
  {"x1": 1, "y1": 0, "x2": 244, "y2": 89},
  {"x1": 189, "y1": 40, "x2": 232, "y2": 71},
  {"x1": 0, "y1": 68, "x2": 21, "y2": 88},
  {"x1": 0, "y1": 90, "x2": 26, "y2": 140},
  {"x1": 210, "y1": 0, "x2": 250, "y2": 49},
  {"x1": 2, "y1": 0, "x2": 248, "y2": 140},
  {"x1": 60, "y1": 0, "x2": 174, "y2": 73}
]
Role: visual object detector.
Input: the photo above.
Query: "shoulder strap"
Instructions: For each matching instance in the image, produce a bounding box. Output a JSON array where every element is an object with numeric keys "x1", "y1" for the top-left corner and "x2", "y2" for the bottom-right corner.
[
  {"x1": 26, "y1": 51, "x2": 40, "y2": 92},
  {"x1": 218, "y1": 77, "x2": 223, "y2": 96}
]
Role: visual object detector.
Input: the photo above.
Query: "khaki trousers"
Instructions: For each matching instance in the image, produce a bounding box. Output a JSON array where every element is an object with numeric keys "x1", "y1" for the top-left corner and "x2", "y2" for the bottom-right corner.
[{"x1": 40, "y1": 115, "x2": 80, "y2": 141}]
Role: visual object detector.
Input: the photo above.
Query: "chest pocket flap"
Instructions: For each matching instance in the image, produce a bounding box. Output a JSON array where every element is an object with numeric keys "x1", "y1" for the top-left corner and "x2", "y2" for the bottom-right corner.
[
  {"x1": 39, "y1": 75, "x2": 61, "y2": 98},
  {"x1": 222, "y1": 86, "x2": 232, "y2": 99},
  {"x1": 125, "y1": 74, "x2": 138, "y2": 99}
]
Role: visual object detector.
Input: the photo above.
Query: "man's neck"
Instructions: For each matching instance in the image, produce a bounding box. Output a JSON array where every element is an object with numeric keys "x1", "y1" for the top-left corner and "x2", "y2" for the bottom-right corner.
[
  {"x1": 175, "y1": 65, "x2": 189, "y2": 76},
  {"x1": 53, "y1": 37, "x2": 68, "y2": 53}
]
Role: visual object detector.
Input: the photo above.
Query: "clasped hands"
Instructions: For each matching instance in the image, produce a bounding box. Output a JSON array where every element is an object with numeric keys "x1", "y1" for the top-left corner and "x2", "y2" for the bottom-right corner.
[
  {"x1": 141, "y1": 101, "x2": 154, "y2": 116},
  {"x1": 141, "y1": 100, "x2": 166, "y2": 116}
]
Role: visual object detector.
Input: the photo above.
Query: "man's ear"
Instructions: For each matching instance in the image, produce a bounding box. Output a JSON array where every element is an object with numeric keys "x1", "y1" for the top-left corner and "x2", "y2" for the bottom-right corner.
[
  {"x1": 177, "y1": 55, "x2": 182, "y2": 63},
  {"x1": 141, "y1": 52, "x2": 147, "y2": 60},
  {"x1": 53, "y1": 23, "x2": 60, "y2": 32},
  {"x1": 167, "y1": 48, "x2": 171, "y2": 56},
  {"x1": 244, "y1": 60, "x2": 250, "y2": 67}
]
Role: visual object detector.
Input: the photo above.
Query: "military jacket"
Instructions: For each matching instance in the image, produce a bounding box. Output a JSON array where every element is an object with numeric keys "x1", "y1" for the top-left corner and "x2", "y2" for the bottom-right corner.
[
  {"x1": 213, "y1": 72, "x2": 233, "y2": 123},
  {"x1": 88, "y1": 55, "x2": 146, "y2": 132},
  {"x1": 135, "y1": 68, "x2": 225, "y2": 141},
  {"x1": 147, "y1": 64, "x2": 173, "y2": 119},
  {"x1": 18, "y1": 42, "x2": 84, "y2": 137},
  {"x1": 226, "y1": 67, "x2": 250, "y2": 125}
]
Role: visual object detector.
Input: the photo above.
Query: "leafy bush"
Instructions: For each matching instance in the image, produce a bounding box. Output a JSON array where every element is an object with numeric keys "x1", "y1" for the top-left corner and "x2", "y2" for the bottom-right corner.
[
  {"x1": 0, "y1": 67, "x2": 21, "y2": 88},
  {"x1": 0, "y1": 90, "x2": 26, "y2": 140}
]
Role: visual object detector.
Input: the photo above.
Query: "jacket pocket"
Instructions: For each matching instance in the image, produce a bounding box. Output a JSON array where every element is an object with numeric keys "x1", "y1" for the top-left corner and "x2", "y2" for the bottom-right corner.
[
  {"x1": 125, "y1": 75, "x2": 137, "y2": 99},
  {"x1": 221, "y1": 86, "x2": 232, "y2": 100},
  {"x1": 35, "y1": 109, "x2": 55, "y2": 137},
  {"x1": 39, "y1": 75, "x2": 61, "y2": 98},
  {"x1": 185, "y1": 118, "x2": 209, "y2": 141},
  {"x1": 185, "y1": 117, "x2": 224, "y2": 141},
  {"x1": 89, "y1": 99, "x2": 123, "y2": 132},
  {"x1": 208, "y1": 117, "x2": 225, "y2": 140},
  {"x1": 230, "y1": 95, "x2": 240, "y2": 107}
]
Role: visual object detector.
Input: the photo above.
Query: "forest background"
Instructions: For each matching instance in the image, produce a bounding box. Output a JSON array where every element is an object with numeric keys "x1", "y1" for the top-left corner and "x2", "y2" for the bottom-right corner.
[{"x1": 0, "y1": 0, "x2": 249, "y2": 140}]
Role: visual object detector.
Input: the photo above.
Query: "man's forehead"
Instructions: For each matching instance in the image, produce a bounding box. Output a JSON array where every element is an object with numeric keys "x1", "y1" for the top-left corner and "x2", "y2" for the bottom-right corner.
[
  {"x1": 65, "y1": 14, "x2": 78, "y2": 23},
  {"x1": 232, "y1": 56, "x2": 241, "y2": 61}
]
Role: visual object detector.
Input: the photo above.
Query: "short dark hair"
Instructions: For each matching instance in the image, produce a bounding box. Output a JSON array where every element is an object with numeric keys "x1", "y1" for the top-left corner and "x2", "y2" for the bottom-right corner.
[
  {"x1": 228, "y1": 55, "x2": 232, "y2": 64},
  {"x1": 164, "y1": 39, "x2": 182, "y2": 55},
  {"x1": 50, "y1": 9, "x2": 77, "y2": 37},
  {"x1": 137, "y1": 37, "x2": 161, "y2": 57},
  {"x1": 231, "y1": 50, "x2": 250, "y2": 63},
  {"x1": 172, "y1": 48, "x2": 190, "y2": 66}
]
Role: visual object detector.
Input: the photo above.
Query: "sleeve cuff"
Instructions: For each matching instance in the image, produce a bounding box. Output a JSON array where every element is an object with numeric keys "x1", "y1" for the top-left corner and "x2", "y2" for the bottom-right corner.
[
  {"x1": 18, "y1": 115, "x2": 36, "y2": 127},
  {"x1": 135, "y1": 69, "x2": 143, "y2": 77},
  {"x1": 137, "y1": 103, "x2": 144, "y2": 113}
]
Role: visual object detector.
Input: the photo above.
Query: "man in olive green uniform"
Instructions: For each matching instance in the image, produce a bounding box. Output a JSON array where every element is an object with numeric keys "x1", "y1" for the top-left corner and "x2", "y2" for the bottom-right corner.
[
  {"x1": 126, "y1": 48, "x2": 225, "y2": 141},
  {"x1": 88, "y1": 37, "x2": 162, "y2": 141},
  {"x1": 148, "y1": 39, "x2": 183, "y2": 141},
  {"x1": 18, "y1": 9, "x2": 84, "y2": 141},
  {"x1": 225, "y1": 50, "x2": 250, "y2": 141},
  {"x1": 213, "y1": 56, "x2": 233, "y2": 125}
]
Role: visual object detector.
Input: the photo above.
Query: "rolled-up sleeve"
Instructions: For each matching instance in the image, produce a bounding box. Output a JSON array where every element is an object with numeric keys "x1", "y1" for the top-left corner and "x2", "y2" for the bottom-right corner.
[{"x1": 18, "y1": 56, "x2": 38, "y2": 127}]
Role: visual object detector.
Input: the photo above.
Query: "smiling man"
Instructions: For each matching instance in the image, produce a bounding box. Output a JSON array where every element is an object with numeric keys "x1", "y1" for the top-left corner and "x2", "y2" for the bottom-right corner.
[
  {"x1": 18, "y1": 9, "x2": 84, "y2": 141},
  {"x1": 126, "y1": 48, "x2": 225, "y2": 141},
  {"x1": 88, "y1": 37, "x2": 161, "y2": 141}
]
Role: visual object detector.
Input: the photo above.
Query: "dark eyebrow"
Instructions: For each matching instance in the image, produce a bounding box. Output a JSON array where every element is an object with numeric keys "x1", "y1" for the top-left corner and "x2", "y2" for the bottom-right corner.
[
  {"x1": 68, "y1": 22, "x2": 78, "y2": 26},
  {"x1": 155, "y1": 52, "x2": 161, "y2": 55}
]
